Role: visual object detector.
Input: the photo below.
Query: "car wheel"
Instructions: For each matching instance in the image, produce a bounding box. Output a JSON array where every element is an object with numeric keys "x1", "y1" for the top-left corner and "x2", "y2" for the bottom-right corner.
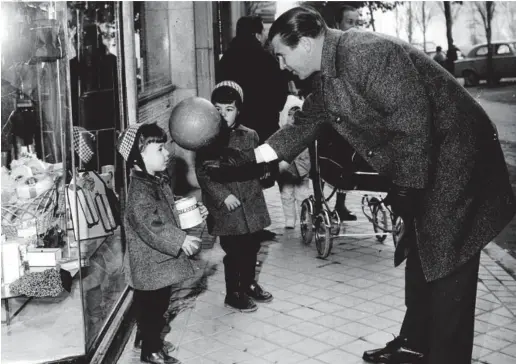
[{"x1": 463, "y1": 71, "x2": 479, "y2": 87}]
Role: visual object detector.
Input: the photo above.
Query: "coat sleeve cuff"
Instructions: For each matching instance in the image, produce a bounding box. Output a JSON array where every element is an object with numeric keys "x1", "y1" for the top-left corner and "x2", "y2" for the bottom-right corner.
[{"x1": 255, "y1": 144, "x2": 278, "y2": 163}]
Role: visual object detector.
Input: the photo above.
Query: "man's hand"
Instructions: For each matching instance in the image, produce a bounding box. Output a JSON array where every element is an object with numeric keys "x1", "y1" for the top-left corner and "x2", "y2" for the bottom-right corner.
[
  {"x1": 383, "y1": 185, "x2": 422, "y2": 221},
  {"x1": 182, "y1": 235, "x2": 201, "y2": 256},
  {"x1": 220, "y1": 148, "x2": 255, "y2": 167},
  {"x1": 224, "y1": 194, "x2": 241, "y2": 211},
  {"x1": 203, "y1": 159, "x2": 271, "y2": 183}
]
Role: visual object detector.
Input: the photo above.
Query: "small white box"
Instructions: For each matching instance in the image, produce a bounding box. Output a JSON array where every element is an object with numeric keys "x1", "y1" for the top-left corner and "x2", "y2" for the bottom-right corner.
[{"x1": 26, "y1": 248, "x2": 62, "y2": 267}]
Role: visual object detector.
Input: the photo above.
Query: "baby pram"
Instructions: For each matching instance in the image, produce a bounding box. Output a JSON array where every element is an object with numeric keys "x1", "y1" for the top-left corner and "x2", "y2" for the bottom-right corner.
[{"x1": 300, "y1": 127, "x2": 404, "y2": 258}]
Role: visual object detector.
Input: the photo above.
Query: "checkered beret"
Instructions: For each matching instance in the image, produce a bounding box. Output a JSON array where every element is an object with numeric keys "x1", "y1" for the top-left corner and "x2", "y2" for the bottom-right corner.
[
  {"x1": 72, "y1": 126, "x2": 95, "y2": 163},
  {"x1": 117, "y1": 123, "x2": 142, "y2": 162},
  {"x1": 213, "y1": 81, "x2": 244, "y2": 103}
]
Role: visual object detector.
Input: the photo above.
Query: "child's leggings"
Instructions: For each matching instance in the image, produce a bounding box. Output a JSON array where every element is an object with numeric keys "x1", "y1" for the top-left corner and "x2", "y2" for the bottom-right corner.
[{"x1": 133, "y1": 285, "x2": 172, "y2": 354}]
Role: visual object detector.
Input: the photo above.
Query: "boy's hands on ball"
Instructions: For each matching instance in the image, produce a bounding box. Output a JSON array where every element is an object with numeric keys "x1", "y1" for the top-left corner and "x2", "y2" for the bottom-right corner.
[{"x1": 182, "y1": 235, "x2": 201, "y2": 256}]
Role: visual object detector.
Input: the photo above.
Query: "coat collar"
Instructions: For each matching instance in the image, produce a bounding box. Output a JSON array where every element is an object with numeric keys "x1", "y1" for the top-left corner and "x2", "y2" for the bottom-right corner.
[
  {"x1": 131, "y1": 170, "x2": 170, "y2": 187},
  {"x1": 321, "y1": 29, "x2": 345, "y2": 78}
]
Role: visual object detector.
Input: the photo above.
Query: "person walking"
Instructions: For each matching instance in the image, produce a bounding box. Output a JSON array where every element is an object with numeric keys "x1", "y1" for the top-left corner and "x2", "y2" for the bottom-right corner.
[{"x1": 217, "y1": 15, "x2": 289, "y2": 144}]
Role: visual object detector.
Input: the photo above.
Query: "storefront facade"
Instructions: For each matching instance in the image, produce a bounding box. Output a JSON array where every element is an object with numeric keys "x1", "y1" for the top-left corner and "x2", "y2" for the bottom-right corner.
[{"x1": 1, "y1": 2, "x2": 215, "y2": 363}]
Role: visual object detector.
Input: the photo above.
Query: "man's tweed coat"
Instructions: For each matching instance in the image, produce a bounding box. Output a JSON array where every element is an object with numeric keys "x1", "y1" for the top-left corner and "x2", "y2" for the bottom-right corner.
[
  {"x1": 124, "y1": 171, "x2": 195, "y2": 291},
  {"x1": 196, "y1": 125, "x2": 271, "y2": 236},
  {"x1": 266, "y1": 29, "x2": 516, "y2": 282}
]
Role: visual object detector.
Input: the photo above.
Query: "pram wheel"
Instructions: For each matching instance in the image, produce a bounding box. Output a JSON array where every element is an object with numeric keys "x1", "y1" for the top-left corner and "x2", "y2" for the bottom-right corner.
[
  {"x1": 315, "y1": 212, "x2": 333, "y2": 258},
  {"x1": 370, "y1": 197, "x2": 389, "y2": 242},
  {"x1": 300, "y1": 199, "x2": 314, "y2": 245}
]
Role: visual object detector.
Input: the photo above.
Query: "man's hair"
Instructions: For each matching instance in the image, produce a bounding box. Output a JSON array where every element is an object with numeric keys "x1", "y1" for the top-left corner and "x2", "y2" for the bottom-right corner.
[
  {"x1": 236, "y1": 15, "x2": 264, "y2": 38},
  {"x1": 211, "y1": 86, "x2": 243, "y2": 110},
  {"x1": 268, "y1": 7, "x2": 328, "y2": 48},
  {"x1": 436, "y1": 46, "x2": 442, "y2": 52},
  {"x1": 335, "y1": 5, "x2": 359, "y2": 25}
]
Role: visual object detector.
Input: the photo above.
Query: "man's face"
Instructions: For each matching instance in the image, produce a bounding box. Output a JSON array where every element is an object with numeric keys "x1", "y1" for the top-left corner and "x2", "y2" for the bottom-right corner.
[
  {"x1": 340, "y1": 10, "x2": 360, "y2": 31},
  {"x1": 271, "y1": 35, "x2": 313, "y2": 80}
]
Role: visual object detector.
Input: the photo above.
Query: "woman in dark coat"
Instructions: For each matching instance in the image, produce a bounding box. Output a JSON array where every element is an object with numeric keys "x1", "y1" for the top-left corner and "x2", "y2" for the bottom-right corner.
[{"x1": 217, "y1": 15, "x2": 289, "y2": 144}]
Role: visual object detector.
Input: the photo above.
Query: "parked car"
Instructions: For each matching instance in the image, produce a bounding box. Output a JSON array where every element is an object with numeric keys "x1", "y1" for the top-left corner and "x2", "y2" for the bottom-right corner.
[{"x1": 454, "y1": 40, "x2": 516, "y2": 86}]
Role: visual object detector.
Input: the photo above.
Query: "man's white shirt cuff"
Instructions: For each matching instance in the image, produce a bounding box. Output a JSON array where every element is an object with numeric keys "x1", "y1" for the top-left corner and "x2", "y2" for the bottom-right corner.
[{"x1": 255, "y1": 144, "x2": 278, "y2": 163}]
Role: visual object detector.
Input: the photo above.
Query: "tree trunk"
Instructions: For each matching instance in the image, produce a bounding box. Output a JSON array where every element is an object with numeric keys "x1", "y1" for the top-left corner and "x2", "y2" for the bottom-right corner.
[
  {"x1": 486, "y1": 1, "x2": 495, "y2": 86},
  {"x1": 368, "y1": 3, "x2": 376, "y2": 32},
  {"x1": 422, "y1": 3, "x2": 427, "y2": 52},
  {"x1": 444, "y1": 1, "x2": 455, "y2": 74}
]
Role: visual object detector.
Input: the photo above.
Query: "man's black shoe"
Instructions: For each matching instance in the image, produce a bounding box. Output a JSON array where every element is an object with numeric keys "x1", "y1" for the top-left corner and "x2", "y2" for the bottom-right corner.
[
  {"x1": 247, "y1": 282, "x2": 273, "y2": 303},
  {"x1": 141, "y1": 349, "x2": 181, "y2": 364},
  {"x1": 362, "y1": 336, "x2": 424, "y2": 363},
  {"x1": 224, "y1": 292, "x2": 258, "y2": 312}
]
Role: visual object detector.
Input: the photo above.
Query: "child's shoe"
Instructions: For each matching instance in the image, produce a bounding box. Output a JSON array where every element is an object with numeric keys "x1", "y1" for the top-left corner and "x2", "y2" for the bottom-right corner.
[
  {"x1": 134, "y1": 330, "x2": 175, "y2": 353},
  {"x1": 247, "y1": 282, "x2": 273, "y2": 303},
  {"x1": 224, "y1": 292, "x2": 258, "y2": 312},
  {"x1": 141, "y1": 349, "x2": 181, "y2": 364}
]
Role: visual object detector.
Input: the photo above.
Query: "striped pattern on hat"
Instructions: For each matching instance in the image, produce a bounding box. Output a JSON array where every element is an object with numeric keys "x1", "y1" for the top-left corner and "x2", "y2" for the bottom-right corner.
[
  {"x1": 72, "y1": 126, "x2": 95, "y2": 163},
  {"x1": 117, "y1": 123, "x2": 142, "y2": 162},
  {"x1": 213, "y1": 81, "x2": 244, "y2": 103}
]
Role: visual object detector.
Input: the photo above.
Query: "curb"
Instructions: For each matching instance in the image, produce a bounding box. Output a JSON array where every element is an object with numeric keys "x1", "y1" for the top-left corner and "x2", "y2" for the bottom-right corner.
[{"x1": 483, "y1": 242, "x2": 516, "y2": 280}]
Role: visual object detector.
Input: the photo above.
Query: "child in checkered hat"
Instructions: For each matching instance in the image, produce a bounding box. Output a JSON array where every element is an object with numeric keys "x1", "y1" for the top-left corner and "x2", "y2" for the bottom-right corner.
[
  {"x1": 117, "y1": 122, "x2": 207, "y2": 364},
  {"x1": 195, "y1": 81, "x2": 274, "y2": 313}
]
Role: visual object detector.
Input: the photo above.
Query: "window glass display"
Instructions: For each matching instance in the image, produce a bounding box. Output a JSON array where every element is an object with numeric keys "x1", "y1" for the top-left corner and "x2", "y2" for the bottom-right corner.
[
  {"x1": 133, "y1": 1, "x2": 173, "y2": 99},
  {"x1": 1, "y1": 1, "x2": 127, "y2": 362}
]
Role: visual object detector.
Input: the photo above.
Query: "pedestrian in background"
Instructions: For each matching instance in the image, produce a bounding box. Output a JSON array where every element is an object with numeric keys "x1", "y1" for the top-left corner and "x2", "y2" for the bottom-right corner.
[{"x1": 277, "y1": 96, "x2": 311, "y2": 229}]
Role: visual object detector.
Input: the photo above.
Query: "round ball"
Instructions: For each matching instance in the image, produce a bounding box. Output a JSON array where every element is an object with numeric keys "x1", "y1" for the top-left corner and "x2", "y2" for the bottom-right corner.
[{"x1": 168, "y1": 97, "x2": 221, "y2": 151}]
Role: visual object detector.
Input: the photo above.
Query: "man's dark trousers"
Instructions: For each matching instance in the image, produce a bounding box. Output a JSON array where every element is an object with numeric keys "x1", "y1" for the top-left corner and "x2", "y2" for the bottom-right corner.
[
  {"x1": 220, "y1": 232, "x2": 262, "y2": 293},
  {"x1": 399, "y1": 232, "x2": 480, "y2": 364}
]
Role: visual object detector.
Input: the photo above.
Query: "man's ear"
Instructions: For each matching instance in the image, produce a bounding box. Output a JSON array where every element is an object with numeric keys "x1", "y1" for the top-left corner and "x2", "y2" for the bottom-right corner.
[{"x1": 299, "y1": 37, "x2": 312, "y2": 53}]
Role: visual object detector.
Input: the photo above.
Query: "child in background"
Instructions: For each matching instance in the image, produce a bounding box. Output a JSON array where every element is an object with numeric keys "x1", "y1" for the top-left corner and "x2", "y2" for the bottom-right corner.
[
  {"x1": 118, "y1": 122, "x2": 207, "y2": 364},
  {"x1": 277, "y1": 95, "x2": 311, "y2": 228},
  {"x1": 196, "y1": 81, "x2": 273, "y2": 312}
]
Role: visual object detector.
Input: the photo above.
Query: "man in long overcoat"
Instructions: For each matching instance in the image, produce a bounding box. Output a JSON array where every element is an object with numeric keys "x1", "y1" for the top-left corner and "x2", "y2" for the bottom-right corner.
[{"x1": 219, "y1": 7, "x2": 516, "y2": 364}]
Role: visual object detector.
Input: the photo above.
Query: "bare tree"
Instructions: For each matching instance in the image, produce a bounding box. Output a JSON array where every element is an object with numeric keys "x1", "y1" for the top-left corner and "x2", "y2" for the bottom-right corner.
[
  {"x1": 406, "y1": 2, "x2": 414, "y2": 44},
  {"x1": 414, "y1": 1, "x2": 437, "y2": 52},
  {"x1": 499, "y1": 1, "x2": 516, "y2": 39},
  {"x1": 394, "y1": 4, "x2": 404, "y2": 38},
  {"x1": 473, "y1": 1, "x2": 496, "y2": 85},
  {"x1": 437, "y1": 2, "x2": 463, "y2": 73}
]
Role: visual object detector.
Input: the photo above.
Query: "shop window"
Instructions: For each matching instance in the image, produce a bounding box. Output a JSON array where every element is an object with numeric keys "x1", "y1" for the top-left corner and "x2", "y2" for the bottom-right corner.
[
  {"x1": 133, "y1": 1, "x2": 174, "y2": 103},
  {"x1": 1, "y1": 2, "x2": 128, "y2": 362}
]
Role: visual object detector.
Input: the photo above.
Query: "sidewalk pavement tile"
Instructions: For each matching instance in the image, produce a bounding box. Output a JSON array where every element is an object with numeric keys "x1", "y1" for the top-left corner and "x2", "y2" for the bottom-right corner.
[{"x1": 118, "y1": 184, "x2": 516, "y2": 364}]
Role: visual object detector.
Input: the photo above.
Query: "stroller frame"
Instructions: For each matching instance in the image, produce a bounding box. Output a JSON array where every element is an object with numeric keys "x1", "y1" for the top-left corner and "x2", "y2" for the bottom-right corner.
[{"x1": 299, "y1": 139, "x2": 404, "y2": 258}]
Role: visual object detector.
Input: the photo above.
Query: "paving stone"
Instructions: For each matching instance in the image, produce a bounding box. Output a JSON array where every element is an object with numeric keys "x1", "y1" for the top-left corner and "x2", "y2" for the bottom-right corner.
[{"x1": 117, "y1": 182, "x2": 516, "y2": 364}]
